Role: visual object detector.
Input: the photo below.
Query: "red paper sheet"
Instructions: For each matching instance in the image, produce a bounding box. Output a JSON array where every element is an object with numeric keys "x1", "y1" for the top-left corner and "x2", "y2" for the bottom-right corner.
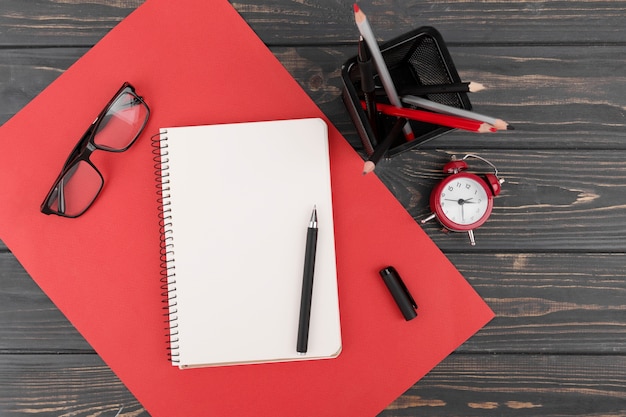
[{"x1": 0, "y1": 0, "x2": 494, "y2": 415}]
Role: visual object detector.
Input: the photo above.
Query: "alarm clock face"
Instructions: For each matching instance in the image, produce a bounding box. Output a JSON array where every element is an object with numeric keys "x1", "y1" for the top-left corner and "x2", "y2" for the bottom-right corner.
[{"x1": 431, "y1": 172, "x2": 493, "y2": 231}]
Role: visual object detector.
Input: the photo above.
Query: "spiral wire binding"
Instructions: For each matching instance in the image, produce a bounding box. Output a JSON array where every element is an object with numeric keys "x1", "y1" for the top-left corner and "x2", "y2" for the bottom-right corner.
[{"x1": 151, "y1": 130, "x2": 179, "y2": 364}]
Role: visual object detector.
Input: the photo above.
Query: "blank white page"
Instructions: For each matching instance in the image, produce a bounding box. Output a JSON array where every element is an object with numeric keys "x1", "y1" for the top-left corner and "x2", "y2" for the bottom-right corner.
[{"x1": 160, "y1": 118, "x2": 341, "y2": 368}]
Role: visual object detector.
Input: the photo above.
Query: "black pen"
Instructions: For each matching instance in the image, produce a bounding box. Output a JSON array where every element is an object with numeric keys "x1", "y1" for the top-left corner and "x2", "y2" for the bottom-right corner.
[{"x1": 297, "y1": 206, "x2": 318, "y2": 354}]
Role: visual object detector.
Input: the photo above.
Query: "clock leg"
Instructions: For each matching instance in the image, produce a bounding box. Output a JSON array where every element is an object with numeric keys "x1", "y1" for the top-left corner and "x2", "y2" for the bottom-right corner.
[
  {"x1": 467, "y1": 230, "x2": 476, "y2": 246},
  {"x1": 421, "y1": 213, "x2": 436, "y2": 224}
]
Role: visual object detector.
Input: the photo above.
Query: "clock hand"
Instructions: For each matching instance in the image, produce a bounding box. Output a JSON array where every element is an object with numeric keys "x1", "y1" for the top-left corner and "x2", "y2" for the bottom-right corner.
[{"x1": 444, "y1": 198, "x2": 477, "y2": 205}]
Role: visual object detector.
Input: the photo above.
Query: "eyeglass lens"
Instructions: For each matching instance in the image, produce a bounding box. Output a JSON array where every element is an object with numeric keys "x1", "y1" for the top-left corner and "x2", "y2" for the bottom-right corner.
[
  {"x1": 46, "y1": 161, "x2": 103, "y2": 217},
  {"x1": 94, "y1": 90, "x2": 148, "y2": 150},
  {"x1": 44, "y1": 88, "x2": 149, "y2": 217}
]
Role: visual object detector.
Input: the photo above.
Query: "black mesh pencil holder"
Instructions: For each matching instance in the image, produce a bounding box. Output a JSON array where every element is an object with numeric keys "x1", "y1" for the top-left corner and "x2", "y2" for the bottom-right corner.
[{"x1": 342, "y1": 26, "x2": 472, "y2": 157}]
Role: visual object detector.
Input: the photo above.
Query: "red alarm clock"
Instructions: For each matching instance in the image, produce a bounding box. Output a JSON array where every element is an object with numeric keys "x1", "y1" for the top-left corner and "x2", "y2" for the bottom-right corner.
[{"x1": 421, "y1": 154, "x2": 504, "y2": 245}]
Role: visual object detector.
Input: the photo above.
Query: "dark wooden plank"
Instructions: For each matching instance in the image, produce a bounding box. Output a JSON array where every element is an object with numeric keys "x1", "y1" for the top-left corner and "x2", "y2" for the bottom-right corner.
[
  {"x1": 375, "y1": 148, "x2": 626, "y2": 251},
  {"x1": 3, "y1": 1, "x2": 626, "y2": 46},
  {"x1": 0, "y1": 252, "x2": 92, "y2": 352},
  {"x1": 439, "y1": 45, "x2": 626, "y2": 150},
  {"x1": 0, "y1": 0, "x2": 142, "y2": 46},
  {"x1": 236, "y1": 0, "x2": 626, "y2": 45},
  {"x1": 274, "y1": 44, "x2": 626, "y2": 151},
  {"x1": 450, "y1": 252, "x2": 626, "y2": 353},
  {"x1": 3, "y1": 251, "x2": 625, "y2": 354},
  {"x1": 1, "y1": 353, "x2": 623, "y2": 417},
  {"x1": 381, "y1": 353, "x2": 626, "y2": 417},
  {"x1": 4, "y1": 44, "x2": 626, "y2": 149},
  {"x1": 0, "y1": 48, "x2": 89, "y2": 125},
  {"x1": 0, "y1": 354, "x2": 147, "y2": 417},
  {"x1": 271, "y1": 46, "x2": 626, "y2": 251}
]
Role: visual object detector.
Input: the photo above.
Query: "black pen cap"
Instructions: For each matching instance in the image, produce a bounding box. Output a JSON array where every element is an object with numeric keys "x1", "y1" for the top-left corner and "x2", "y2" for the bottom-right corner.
[{"x1": 379, "y1": 266, "x2": 418, "y2": 321}]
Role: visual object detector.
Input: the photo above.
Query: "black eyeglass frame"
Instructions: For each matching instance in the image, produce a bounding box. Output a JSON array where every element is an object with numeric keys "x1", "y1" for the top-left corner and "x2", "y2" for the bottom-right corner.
[{"x1": 40, "y1": 82, "x2": 150, "y2": 218}]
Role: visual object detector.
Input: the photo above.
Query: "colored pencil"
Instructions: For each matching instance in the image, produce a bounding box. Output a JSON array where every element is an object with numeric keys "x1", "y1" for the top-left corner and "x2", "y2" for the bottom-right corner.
[
  {"x1": 357, "y1": 36, "x2": 379, "y2": 138},
  {"x1": 362, "y1": 117, "x2": 406, "y2": 175},
  {"x1": 353, "y1": 4, "x2": 414, "y2": 140},
  {"x1": 400, "y1": 82, "x2": 485, "y2": 95},
  {"x1": 374, "y1": 82, "x2": 485, "y2": 97},
  {"x1": 401, "y1": 95, "x2": 513, "y2": 131},
  {"x1": 369, "y1": 101, "x2": 496, "y2": 133}
]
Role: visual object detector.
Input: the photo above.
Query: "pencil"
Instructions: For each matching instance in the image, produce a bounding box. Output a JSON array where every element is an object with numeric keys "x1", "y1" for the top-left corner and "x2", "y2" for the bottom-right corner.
[
  {"x1": 401, "y1": 95, "x2": 513, "y2": 131},
  {"x1": 362, "y1": 117, "x2": 406, "y2": 175},
  {"x1": 353, "y1": 4, "x2": 414, "y2": 141},
  {"x1": 369, "y1": 101, "x2": 496, "y2": 133},
  {"x1": 400, "y1": 82, "x2": 485, "y2": 95},
  {"x1": 357, "y1": 36, "x2": 378, "y2": 138},
  {"x1": 375, "y1": 82, "x2": 485, "y2": 97}
]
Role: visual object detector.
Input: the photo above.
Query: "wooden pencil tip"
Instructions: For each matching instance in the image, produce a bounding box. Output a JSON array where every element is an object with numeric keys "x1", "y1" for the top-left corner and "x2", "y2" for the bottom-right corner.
[
  {"x1": 353, "y1": 3, "x2": 360, "y2": 12},
  {"x1": 478, "y1": 123, "x2": 496, "y2": 133},
  {"x1": 469, "y1": 82, "x2": 485, "y2": 93},
  {"x1": 493, "y1": 119, "x2": 509, "y2": 131},
  {"x1": 507, "y1": 124, "x2": 515, "y2": 130},
  {"x1": 362, "y1": 161, "x2": 375, "y2": 175}
]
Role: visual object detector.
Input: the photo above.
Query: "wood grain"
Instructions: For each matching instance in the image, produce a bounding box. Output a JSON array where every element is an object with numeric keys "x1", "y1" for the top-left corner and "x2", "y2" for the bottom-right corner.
[
  {"x1": 375, "y1": 149, "x2": 626, "y2": 251},
  {"x1": 3, "y1": 251, "x2": 625, "y2": 354},
  {"x1": 0, "y1": 355, "x2": 147, "y2": 417},
  {"x1": 5, "y1": 44, "x2": 626, "y2": 146},
  {"x1": 0, "y1": 253, "x2": 92, "y2": 351},
  {"x1": 0, "y1": 48, "x2": 89, "y2": 124},
  {"x1": 3, "y1": 46, "x2": 626, "y2": 250},
  {"x1": 381, "y1": 353, "x2": 626, "y2": 417},
  {"x1": 1, "y1": 0, "x2": 625, "y2": 416},
  {"x1": 0, "y1": 353, "x2": 624, "y2": 417},
  {"x1": 0, "y1": 0, "x2": 143, "y2": 46},
  {"x1": 3, "y1": 2, "x2": 626, "y2": 46}
]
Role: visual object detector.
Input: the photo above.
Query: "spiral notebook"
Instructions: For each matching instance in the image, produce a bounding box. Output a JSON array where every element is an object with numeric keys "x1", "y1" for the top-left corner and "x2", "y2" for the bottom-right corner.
[{"x1": 157, "y1": 118, "x2": 342, "y2": 368}]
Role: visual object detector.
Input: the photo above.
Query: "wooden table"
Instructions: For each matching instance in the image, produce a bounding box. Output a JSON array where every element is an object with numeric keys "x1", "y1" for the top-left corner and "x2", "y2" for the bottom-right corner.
[{"x1": 2, "y1": 1, "x2": 625, "y2": 415}]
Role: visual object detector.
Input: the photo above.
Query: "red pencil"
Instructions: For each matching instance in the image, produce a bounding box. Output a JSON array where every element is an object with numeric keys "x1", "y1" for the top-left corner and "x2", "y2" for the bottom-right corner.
[{"x1": 365, "y1": 101, "x2": 496, "y2": 133}]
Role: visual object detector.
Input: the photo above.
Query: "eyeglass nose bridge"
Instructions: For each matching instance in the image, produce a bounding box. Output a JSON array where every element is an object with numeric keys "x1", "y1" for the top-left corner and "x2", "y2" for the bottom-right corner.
[
  {"x1": 78, "y1": 140, "x2": 102, "y2": 166},
  {"x1": 64, "y1": 139, "x2": 98, "y2": 171}
]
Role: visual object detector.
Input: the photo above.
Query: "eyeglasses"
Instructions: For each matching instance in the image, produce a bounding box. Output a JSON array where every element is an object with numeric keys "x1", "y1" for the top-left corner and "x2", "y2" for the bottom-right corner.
[{"x1": 41, "y1": 82, "x2": 150, "y2": 218}]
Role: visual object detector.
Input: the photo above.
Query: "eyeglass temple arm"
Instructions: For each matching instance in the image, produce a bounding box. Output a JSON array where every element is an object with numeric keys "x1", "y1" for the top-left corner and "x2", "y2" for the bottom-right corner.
[
  {"x1": 56, "y1": 157, "x2": 86, "y2": 215},
  {"x1": 57, "y1": 178, "x2": 66, "y2": 215}
]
